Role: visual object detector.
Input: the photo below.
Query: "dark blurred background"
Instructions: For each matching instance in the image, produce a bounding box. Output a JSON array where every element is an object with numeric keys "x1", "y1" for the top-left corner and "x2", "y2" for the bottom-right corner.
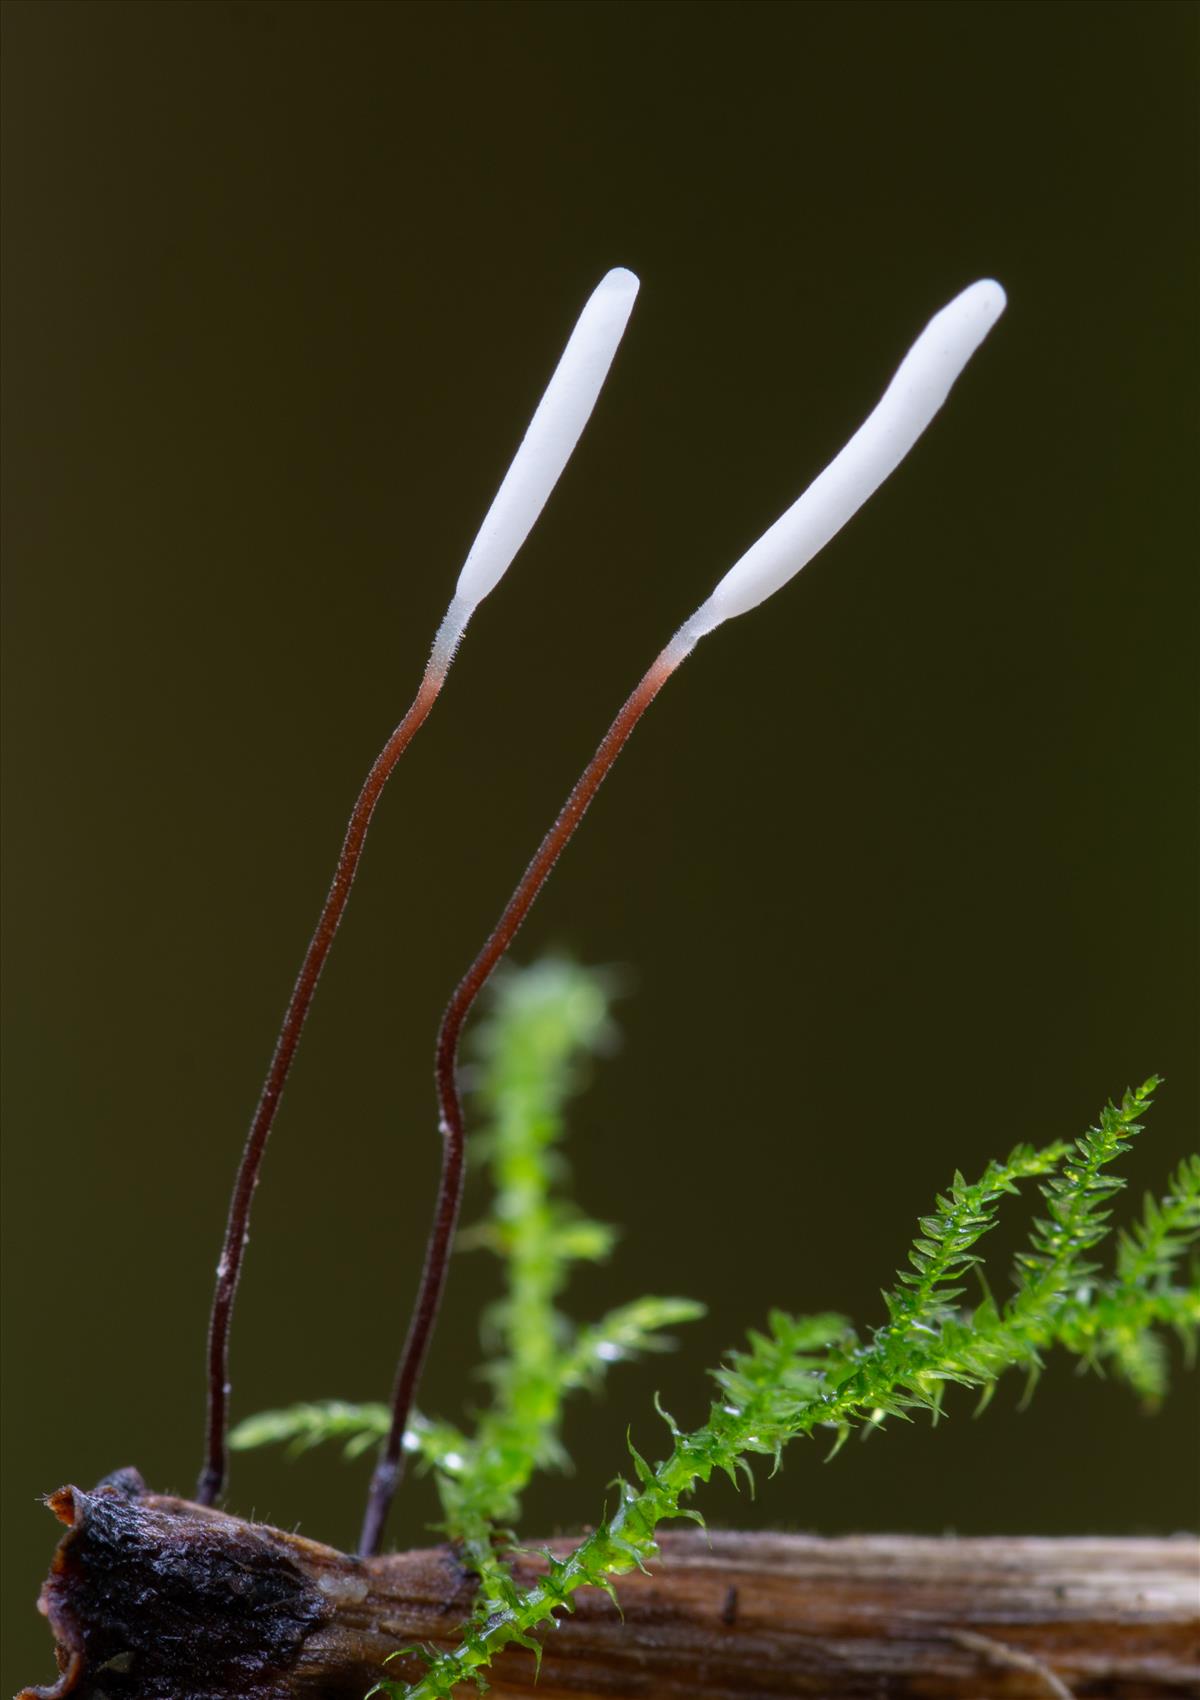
[{"x1": 3, "y1": 0, "x2": 1197, "y2": 1686}]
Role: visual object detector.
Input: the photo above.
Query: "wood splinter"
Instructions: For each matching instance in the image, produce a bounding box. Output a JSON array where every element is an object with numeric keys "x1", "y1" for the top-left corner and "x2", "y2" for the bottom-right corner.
[{"x1": 21, "y1": 1469, "x2": 1199, "y2": 1699}]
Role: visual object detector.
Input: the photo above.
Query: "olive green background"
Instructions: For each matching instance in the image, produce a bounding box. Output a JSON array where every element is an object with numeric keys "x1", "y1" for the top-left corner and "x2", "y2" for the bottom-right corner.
[{"x1": 2, "y1": 0, "x2": 1197, "y2": 1686}]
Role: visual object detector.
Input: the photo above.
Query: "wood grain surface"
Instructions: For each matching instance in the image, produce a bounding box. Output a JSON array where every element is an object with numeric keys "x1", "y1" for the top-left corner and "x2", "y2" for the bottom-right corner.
[{"x1": 20, "y1": 1470, "x2": 1199, "y2": 1699}]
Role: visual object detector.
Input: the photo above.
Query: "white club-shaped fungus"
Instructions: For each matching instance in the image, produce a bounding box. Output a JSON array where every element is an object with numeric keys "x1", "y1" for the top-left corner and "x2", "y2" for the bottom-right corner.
[
  {"x1": 677, "y1": 279, "x2": 1006, "y2": 647},
  {"x1": 443, "y1": 267, "x2": 640, "y2": 630}
]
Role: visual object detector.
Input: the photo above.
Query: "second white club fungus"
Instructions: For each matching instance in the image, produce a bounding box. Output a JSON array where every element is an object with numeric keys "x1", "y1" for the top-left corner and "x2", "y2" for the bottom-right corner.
[{"x1": 674, "y1": 278, "x2": 1007, "y2": 650}]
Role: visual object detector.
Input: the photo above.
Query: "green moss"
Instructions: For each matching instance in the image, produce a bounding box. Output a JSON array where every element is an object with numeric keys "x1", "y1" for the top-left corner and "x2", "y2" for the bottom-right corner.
[{"x1": 229, "y1": 964, "x2": 1198, "y2": 1700}]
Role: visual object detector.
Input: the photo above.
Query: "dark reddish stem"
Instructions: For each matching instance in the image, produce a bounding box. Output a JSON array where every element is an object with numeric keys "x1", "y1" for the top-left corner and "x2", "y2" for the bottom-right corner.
[
  {"x1": 359, "y1": 637, "x2": 689, "y2": 1556},
  {"x1": 198, "y1": 656, "x2": 450, "y2": 1508}
]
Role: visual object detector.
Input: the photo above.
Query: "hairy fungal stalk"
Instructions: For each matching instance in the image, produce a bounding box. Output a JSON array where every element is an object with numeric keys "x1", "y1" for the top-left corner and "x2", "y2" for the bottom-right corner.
[
  {"x1": 199, "y1": 268, "x2": 640, "y2": 1507},
  {"x1": 359, "y1": 278, "x2": 1008, "y2": 1552}
]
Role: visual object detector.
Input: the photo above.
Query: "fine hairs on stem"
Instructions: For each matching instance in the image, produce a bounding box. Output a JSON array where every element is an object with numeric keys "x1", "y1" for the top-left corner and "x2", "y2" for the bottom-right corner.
[
  {"x1": 359, "y1": 278, "x2": 1007, "y2": 1555},
  {"x1": 198, "y1": 268, "x2": 640, "y2": 1508}
]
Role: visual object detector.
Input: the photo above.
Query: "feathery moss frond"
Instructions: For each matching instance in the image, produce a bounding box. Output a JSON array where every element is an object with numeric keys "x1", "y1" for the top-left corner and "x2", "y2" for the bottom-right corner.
[
  {"x1": 229, "y1": 1400, "x2": 392, "y2": 1461},
  {"x1": 1117, "y1": 1153, "x2": 1200, "y2": 1286},
  {"x1": 376, "y1": 1074, "x2": 1198, "y2": 1699},
  {"x1": 229, "y1": 1402, "x2": 470, "y2": 1471}
]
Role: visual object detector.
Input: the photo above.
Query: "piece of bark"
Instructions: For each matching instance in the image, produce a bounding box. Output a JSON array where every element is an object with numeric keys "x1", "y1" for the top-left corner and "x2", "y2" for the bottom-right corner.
[{"x1": 19, "y1": 1468, "x2": 1199, "y2": 1700}]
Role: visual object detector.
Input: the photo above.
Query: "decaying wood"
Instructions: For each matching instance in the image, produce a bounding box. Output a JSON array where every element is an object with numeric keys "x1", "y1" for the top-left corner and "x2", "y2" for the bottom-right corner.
[{"x1": 21, "y1": 1468, "x2": 1199, "y2": 1700}]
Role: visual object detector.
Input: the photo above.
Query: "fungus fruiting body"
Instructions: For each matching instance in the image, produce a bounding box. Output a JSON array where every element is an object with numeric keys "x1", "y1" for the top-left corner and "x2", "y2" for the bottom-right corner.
[{"x1": 358, "y1": 278, "x2": 1007, "y2": 1553}]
